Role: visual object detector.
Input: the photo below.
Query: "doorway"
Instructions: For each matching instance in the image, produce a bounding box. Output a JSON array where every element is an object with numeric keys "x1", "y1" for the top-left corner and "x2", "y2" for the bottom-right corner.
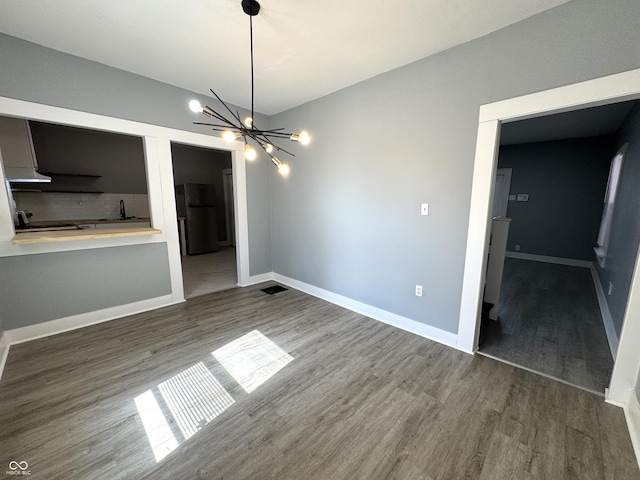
[
  {"x1": 478, "y1": 131, "x2": 625, "y2": 394},
  {"x1": 171, "y1": 143, "x2": 238, "y2": 298},
  {"x1": 458, "y1": 68, "x2": 640, "y2": 407}
]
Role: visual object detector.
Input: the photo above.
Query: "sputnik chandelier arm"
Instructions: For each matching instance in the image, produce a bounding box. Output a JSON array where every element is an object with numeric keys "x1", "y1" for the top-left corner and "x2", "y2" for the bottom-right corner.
[{"x1": 188, "y1": 0, "x2": 310, "y2": 176}]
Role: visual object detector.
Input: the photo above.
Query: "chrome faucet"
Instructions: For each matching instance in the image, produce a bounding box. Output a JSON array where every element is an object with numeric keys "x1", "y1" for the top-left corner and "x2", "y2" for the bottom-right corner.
[{"x1": 119, "y1": 200, "x2": 126, "y2": 220}]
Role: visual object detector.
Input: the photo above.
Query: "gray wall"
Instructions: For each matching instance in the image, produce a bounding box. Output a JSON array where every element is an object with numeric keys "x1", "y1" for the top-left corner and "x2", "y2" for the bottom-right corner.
[
  {"x1": 270, "y1": 0, "x2": 640, "y2": 334},
  {"x1": 0, "y1": 243, "x2": 171, "y2": 329},
  {"x1": 596, "y1": 102, "x2": 640, "y2": 337},
  {"x1": 171, "y1": 143, "x2": 232, "y2": 242},
  {"x1": 28, "y1": 121, "x2": 147, "y2": 194},
  {"x1": 0, "y1": 32, "x2": 273, "y2": 330},
  {"x1": 498, "y1": 137, "x2": 613, "y2": 260}
]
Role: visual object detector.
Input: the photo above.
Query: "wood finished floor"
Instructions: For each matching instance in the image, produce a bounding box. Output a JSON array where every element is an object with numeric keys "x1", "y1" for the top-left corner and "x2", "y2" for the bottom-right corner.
[
  {"x1": 1, "y1": 283, "x2": 638, "y2": 479},
  {"x1": 479, "y1": 258, "x2": 614, "y2": 394}
]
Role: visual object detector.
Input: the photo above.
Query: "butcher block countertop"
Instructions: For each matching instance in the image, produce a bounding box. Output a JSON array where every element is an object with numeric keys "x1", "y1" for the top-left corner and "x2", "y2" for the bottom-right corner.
[{"x1": 12, "y1": 227, "x2": 161, "y2": 245}]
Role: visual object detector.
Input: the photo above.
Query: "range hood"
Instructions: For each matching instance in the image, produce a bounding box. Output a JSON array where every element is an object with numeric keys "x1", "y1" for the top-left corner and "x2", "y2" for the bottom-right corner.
[
  {"x1": 5, "y1": 166, "x2": 51, "y2": 183},
  {"x1": 0, "y1": 116, "x2": 51, "y2": 183}
]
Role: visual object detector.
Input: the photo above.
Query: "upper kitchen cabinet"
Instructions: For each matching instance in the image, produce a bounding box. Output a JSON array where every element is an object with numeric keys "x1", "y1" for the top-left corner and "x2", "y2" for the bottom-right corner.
[{"x1": 0, "y1": 116, "x2": 51, "y2": 182}]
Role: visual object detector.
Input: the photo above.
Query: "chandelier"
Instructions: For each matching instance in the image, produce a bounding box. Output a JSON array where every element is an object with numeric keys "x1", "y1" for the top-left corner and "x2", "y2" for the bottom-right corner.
[{"x1": 188, "y1": 0, "x2": 310, "y2": 175}]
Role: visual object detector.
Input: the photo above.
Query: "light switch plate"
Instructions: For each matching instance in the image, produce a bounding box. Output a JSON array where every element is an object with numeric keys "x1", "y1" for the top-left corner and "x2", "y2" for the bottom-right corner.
[{"x1": 421, "y1": 203, "x2": 429, "y2": 216}]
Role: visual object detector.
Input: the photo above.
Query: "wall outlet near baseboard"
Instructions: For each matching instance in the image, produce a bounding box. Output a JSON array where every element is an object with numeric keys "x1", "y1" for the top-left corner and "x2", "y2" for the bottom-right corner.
[
  {"x1": 515, "y1": 244, "x2": 521, "y2": 251},
  {"x1": 415, "y1": 285, "x2": 423, "y2": 297}
]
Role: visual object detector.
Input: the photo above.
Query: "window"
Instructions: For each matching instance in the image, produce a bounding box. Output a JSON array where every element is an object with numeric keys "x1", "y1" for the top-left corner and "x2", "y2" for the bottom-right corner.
[{"x1": 595, "y1": 144, "x2": 626, "y2": 268}]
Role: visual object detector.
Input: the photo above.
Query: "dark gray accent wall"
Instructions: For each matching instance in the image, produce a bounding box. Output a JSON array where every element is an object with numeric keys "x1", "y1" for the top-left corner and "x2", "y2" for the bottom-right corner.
[
  {"x1": 29, "y1": 121, "x2": 147, "y2": 194},
  {"x1": 497, "y1": 137, "x2": 613, "y2": 260},
  {"x1": 171, "y1": 143, "x2": 231, "y2": 242},
  {"x1": 0, "y1": 243, "x2": 171, "y2": 330},
  {"x1": 596, "y1": 101, "x2": 640, "y2": 337},
  {"x1": 271, "y1": 0, "x2": 640, "y2": 334}
]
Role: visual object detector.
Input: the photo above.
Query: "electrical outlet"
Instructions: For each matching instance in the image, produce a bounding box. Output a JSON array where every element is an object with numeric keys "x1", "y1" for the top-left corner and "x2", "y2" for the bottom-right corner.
[
  {"x1": 608, "y1": 282, "x2": 613, "y2": 295},
  {"x1": 515, "y1": 244, "x2": 521, "y2": 251},
  {"x1": 415, "y1": 285, "x2": 423, "y2": 297}
]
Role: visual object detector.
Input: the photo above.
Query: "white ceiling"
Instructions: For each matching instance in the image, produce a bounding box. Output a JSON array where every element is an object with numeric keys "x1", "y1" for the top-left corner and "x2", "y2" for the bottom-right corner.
[{"x1": 0, "y1": 0, "x2": 573, "y2": 115}]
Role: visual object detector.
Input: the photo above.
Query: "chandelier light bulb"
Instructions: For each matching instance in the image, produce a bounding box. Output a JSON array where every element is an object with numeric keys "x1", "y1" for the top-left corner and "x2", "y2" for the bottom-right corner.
[
  {"x1": 245, "y1": 144, "x2": 257, "y2": 160},
  {"x1": 189, "y1": 100, "x2": 203, "y2": 113},
  {"x1": 263, "y1": 143, "x2": 274, "y2": 153},
  {"x1": 223, "y1": 131, "x2": 238, "y2": 142},
  {"x1": 299, "y1": 131, "x2": 311, "y2": 145},
  {"x1": 290, "y1": 131, "x2": 311, "y2": 145},
  {"x1": 244, "y1": 116, "x2": 254, "y2": 128},
  {"x1": 278, "y1": 163, "x2": 290, "y2": 176}
]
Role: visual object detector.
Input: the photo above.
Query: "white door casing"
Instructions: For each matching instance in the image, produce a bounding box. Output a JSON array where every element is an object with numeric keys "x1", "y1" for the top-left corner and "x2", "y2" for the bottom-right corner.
[{"x1": 457, "y1": 68, "x2": 640, "y2": 413}]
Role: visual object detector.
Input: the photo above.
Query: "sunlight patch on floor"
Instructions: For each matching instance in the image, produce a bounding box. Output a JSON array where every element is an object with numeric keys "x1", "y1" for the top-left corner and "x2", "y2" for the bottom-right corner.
[
  {"x1": 134, "y1": 390, "x2": 180, "y2": 462},
  {"x1": 213, "y1": 330, "x2": 293, "y2": 393},
  {"x1": 135, "y1": 330, "x2": 293, "y2": 463},
  {"x1": 158, "y1": 362, "x2": 235, "y2": 440}
]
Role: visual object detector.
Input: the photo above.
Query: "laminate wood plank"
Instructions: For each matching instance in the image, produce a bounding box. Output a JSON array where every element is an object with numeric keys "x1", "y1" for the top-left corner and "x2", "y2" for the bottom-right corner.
[
  {"x1": 0, "y1": 283, "x2": 638, "y2": 479},
  {"x1": 479, "y1": 258, "x2": 613, "y2": 393},
  {"x1": 598, "y1": 401, "x2": 640, "y2": 480},
  {"x1": 479, "y1": 430, "x2": 533, "y2": 480},
  {"x1": 565, "y1": 425, "x2": 604, "y2": 480}
]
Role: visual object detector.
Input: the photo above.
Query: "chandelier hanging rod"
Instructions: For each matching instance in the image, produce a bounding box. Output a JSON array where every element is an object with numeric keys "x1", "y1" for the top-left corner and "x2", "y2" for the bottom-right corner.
[{"x1": 188, "y1": 0, "x2": 310, "y2": 176}]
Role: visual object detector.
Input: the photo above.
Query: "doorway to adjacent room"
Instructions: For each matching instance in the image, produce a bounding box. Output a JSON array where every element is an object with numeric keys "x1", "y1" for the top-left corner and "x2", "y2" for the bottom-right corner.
[{"x1": 171, "y1": 143, "x2": 238, "y2": 298}]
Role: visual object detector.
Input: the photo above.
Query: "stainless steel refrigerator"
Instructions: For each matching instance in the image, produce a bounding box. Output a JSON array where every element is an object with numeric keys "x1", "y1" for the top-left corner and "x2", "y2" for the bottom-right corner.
[{"x1": 176, "y1": 183, "x2": 219, "y2": 254}]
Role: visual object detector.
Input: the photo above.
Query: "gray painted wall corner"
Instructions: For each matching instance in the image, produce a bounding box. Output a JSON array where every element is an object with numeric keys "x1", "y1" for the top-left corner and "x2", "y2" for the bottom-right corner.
[{"x1": 270, "y1": 0, "x2": 640, "y2": 335}]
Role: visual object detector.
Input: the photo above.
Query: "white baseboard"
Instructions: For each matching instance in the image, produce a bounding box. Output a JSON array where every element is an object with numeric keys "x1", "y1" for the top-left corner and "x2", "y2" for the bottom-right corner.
[
  {"x1": 624, "y1": 389, "x2": 640, "y2": 471},
  {"x1": 272, "y1": 273, "x2": 462, "y2": 352},
  {"x1": 0, "y1": 332, "x2": 10, "y2": 381},
  {"x1": 6, "y1": 294, "x2": 180, "y2": 345},
  {"x1": 505, "y1": 251, "x2": 592, "y2": 268},
  {"x1": 242, "y1": 272, "x2": 275, "y2": 287},
  {"x1": 590, "y1": 265, "x2": 619, "y2": 359}
]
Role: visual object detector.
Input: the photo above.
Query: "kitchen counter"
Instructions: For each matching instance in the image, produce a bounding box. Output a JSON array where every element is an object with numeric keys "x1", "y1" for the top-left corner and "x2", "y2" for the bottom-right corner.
[{"x1": 12, "y1": 226, "x2": 161, "y2": 245}]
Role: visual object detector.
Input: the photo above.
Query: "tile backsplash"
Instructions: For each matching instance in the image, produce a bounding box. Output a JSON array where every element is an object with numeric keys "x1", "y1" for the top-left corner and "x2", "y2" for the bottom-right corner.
[{"x1": 14, "y1": 192, "x2": 150, "y2": 221}]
